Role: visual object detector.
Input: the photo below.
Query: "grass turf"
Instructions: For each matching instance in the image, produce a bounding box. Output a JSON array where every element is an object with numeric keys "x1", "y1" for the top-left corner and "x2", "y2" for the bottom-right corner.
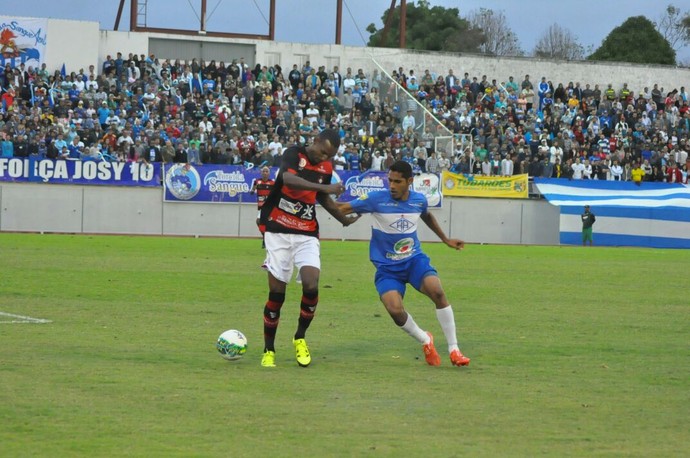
[{"x1": 0, "y1": 234, "x2": 688, "y2": 457}]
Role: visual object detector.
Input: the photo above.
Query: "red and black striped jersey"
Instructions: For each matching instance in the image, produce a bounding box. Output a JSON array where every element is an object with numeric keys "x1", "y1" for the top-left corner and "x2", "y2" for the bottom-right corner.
[
  {"x1": 254, "y1": 179, "x2": 275, "y2": 209},
  {"x1": 260, "y1": 146, "x2": 333, "y2": 237}
]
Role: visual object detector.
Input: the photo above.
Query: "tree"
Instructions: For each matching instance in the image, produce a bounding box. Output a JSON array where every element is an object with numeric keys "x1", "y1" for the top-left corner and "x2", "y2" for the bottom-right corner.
[
  {"x1": 655, "y1": 4, "x2": 690, "y2": 51},
  {"x1": 466, "y1": 8, "x2": 523, "y2": 56},
  {"x1": 589, "y1": 16, "x2": 676, "y2": 65},
  {"x1": 366, "y1": 0, "x2": 483, "y2": 53},
  {"x1": 533, "y1": 24, "x2": 584, "y2": 60}
]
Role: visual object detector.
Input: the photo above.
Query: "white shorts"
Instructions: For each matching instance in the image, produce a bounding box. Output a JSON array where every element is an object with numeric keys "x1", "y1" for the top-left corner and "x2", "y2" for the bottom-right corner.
[{"x1": 263, "y1": 232, "x2": 321, "y2": 284}]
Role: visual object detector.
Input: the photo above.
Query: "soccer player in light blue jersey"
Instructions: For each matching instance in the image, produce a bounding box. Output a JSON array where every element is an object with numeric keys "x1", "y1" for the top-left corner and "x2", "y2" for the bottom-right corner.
[{"x1": 338, "y1": 161, "x2": 470, "y2": 367}]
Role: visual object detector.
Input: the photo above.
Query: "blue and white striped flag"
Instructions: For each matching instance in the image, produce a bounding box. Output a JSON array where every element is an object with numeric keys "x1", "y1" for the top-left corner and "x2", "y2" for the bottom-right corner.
[
  {"x1": 534, "y1": 178, "x2": 690, "y2": 209},
  {"x1": 534, "y1": 178, "x2": 690, "y2": 248}
]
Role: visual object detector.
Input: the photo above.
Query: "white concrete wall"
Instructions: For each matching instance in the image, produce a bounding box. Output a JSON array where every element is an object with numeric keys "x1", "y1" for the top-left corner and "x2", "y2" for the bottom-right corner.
[
  {"x1": 40, "y1": 20, "x2": 684, "y2": 93},
  {"x1": 92, "y1": 26, "x2": 690, "y2": 92},
  {"x1": 0, "y1": 182, "x2": 560, "y2": 246},
  {"x1": 44, "y1": 19, "x2": 100, "y2": 74}
]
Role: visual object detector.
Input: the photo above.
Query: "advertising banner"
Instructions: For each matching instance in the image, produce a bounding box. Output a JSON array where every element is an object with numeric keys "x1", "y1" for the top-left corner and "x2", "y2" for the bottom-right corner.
[
  {"x1": 164, "y1": 165, "x2": 443, "y2": 207},
  {"x1": 0, "y1": 17, "x2": 47, "y2": 68},
  {"x1": 441, "y1": 171, "x2": 528, "y2": 199},
  {"x1": 0, "y1": 158, "x2": 161, "y2": 187}
]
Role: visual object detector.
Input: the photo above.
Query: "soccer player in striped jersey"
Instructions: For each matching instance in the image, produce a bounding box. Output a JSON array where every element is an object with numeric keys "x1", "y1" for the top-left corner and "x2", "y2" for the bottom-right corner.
[
  {"x1": 250, "y1": 166, "x2": 275, "y2": 248},
  {"x1": 338, "y1": 161, "x2": 471, "y2": 367},
  {"x1": 258, "y1": 128, "x2": 358, "y2": 368}
]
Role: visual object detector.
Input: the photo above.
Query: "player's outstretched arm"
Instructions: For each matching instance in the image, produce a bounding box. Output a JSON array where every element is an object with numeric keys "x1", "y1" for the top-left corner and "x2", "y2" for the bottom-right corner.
[
  {"x1": 420, "y1": 210, "x2": 464, "y2": 250},
  {"x1": 336, "y1": 202, "x2": 356, "y2": 216},
  {"x1": 318, "y1": 194, "x2": 361, "y2": 227}
]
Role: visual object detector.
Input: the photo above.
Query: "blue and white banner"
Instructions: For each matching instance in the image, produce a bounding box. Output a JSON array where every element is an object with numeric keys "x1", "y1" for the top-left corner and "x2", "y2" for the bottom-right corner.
[
  {"x1": 534, "y1": 178, "x2": 690, "y2": 249},
  {"x1": 0, "y1": 17, "x2": 47, "y2": 69},
  {"x1": 164, "y1": 165, "x2": 442, "y2": 207},
  {"x1": 0, "y1": 158, "x2": 162, "y2": 186}
]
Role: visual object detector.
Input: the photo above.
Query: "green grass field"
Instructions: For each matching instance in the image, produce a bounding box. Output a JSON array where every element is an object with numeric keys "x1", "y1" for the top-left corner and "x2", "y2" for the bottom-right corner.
[{"x1": 1, "y1": 233, "x2": 688, "y2": 457}]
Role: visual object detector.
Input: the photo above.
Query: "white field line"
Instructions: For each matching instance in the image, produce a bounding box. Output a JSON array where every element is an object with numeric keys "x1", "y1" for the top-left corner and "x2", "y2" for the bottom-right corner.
[{"x1": 0, "y1": 311, "x2": 52, "y2": 324}]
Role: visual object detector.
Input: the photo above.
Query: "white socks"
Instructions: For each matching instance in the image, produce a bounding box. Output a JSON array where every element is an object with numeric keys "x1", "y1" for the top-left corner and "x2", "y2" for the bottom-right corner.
[
  {"x1": 399, "y1": 306, "x2": 461, "y2": 353},
  {"x1": 400, "y1": 313, "x2": 430, "y2": 345},
  {"x1": 436, "y1": 305, "x2": 459, "y2": 353}
]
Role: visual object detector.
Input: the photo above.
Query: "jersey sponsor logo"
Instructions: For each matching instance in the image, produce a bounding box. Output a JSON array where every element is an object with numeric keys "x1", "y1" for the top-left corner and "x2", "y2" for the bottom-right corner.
[
  {"x1": 279, "y1": 198, "x2": 303, "y2": 214},
  {"x1": 274, "y1": 213, "x2": 315, "y2": 231},
  {"x1": 386, "y1": 237, "x2": 415, "y2": 261},
  {"x1": 278, "y1": 198, "x2": 315, "y2": 220},
  {"x1": 389, "y1": 215, "x2": 416, "y2": 233}
]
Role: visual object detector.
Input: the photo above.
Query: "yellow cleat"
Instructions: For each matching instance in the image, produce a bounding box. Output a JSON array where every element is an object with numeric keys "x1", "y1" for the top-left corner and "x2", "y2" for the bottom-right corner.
[
  {"x1": 261, "y1": 350, "x2": 276, "y2": 367},
  {"x1": 293, "y1": 338, "x2": 311, "y2": 367}
]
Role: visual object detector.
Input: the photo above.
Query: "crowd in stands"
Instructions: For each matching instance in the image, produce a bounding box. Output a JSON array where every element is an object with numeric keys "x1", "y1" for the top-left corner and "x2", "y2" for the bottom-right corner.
[{"x1": 0, "y1": 51, "x2": 688, "y2": 184}]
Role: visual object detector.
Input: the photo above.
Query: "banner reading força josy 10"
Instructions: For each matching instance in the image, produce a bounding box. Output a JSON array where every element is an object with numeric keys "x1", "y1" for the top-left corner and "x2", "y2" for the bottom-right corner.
[{"x1": 0, "y1": 157, "x2": 161, "y2": 186}]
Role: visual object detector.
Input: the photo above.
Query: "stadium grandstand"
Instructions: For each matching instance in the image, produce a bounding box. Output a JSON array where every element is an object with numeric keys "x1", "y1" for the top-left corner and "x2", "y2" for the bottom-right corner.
[{"x1": 0, "y1": 11, "x2": 688, "y2": 247}]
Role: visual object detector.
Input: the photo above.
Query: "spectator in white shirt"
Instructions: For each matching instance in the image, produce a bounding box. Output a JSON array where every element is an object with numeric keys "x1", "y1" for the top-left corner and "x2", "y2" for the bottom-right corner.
[
  {"x1": 333, "y1": 150, "x2": 347, "y2": 170},
  {"x1": 500, "y1": 156, "x2": 514, "y2": 176},
  {"x1": 370, "y1": 150, "x2": 384, "y2": 171},
  {"x1": 402, "y1": 110, "x2": 416, "y2": 132},
  {"x1": 609, "y1": 159, "x2": 623, "y2": 181},
  {"x1": 571, "y1": 157, "x2": 585, "y2": 179},
  {"x1": 583, "y1": 159, "x2": 593, "y2": 179},
  {"x1": 306, "y1": 102, "x2": 320, "y2": 124},
  {"x1": 268, "y1": 134, "x2": 283, "y2": 157},
  {"x1": 437, "y1": 153, "x2": 450, "y2": 171}
]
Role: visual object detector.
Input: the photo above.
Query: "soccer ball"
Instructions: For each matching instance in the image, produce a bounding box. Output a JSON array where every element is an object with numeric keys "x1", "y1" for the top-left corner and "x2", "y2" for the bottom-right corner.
[{"x1": 216, "y1": 329, "x2": 248, "y2": 361}]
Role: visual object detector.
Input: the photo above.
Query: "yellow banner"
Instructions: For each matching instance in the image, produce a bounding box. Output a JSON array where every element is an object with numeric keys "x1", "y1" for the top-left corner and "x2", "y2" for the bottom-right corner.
[{"x1": 441, "y1": 172, "x2": 529, "y2": 198}]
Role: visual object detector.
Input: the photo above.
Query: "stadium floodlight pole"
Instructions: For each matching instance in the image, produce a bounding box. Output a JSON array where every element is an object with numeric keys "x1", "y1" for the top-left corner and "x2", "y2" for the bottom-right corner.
[{"x1": 336, "y1": 0, "x2": 343, "y2": 44}]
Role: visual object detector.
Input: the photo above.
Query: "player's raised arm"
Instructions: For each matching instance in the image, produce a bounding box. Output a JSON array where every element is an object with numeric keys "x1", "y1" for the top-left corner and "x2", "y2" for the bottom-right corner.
[{"x1": 420, "y1": 210, "x2": 464, "y2": 250}]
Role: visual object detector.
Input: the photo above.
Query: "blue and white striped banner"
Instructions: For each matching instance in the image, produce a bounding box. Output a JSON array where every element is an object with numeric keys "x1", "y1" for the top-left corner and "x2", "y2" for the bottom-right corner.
[
  {"x1": 534, "y1": 178, "x2": 690, "y2": 248},
  {"x1": 533, "y1": 178, "x2": 690, "y2": 209}
]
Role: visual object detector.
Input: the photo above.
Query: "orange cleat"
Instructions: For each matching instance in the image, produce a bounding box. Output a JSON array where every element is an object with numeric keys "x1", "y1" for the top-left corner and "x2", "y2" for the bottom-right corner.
[
  {"x1": 450, "y1": 349, "x2": 471, "y2": 367},
  {"x1": 422, "y1": 332, "x2": 441, "y2": 366}
]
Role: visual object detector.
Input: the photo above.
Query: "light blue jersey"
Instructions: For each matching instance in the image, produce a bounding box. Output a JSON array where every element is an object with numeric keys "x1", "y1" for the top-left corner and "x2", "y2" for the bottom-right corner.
[
  {"x1": 350, "y1": 189, "x2": 436, "y2": 297},
  {"x1": 349, "y1": 190, "x2": 428, "y2": 267}
]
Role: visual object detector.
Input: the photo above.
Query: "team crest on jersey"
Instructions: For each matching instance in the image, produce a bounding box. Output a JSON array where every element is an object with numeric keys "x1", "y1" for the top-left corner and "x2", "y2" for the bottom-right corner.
[
  {"x1": 299, "y1": 158, "x2": 307, "y2": 168},
  {"x1": 389, "y1": 216, "x2": 415, "y2": 233}
]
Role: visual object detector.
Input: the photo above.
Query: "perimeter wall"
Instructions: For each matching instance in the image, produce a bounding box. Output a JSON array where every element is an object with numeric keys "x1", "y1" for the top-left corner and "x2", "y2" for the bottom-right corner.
[{"x1": 0, "y1": 183, "x2": 560, "y2": 245}]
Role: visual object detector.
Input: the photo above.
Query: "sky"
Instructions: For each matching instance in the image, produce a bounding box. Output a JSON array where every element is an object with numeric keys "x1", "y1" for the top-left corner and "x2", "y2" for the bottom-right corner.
[{"x1": 2, "y1": 0, "x2": 689, "y2": 62}]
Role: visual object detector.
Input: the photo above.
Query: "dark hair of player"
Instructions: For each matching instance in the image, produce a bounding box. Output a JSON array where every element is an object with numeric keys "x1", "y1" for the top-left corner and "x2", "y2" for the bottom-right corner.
[
  {"x1": 317, "y1": 128, "x2": 341, "y2": 149},
  {"x1": 389, "y1": 160, "x2": 413, "y2": 179}
]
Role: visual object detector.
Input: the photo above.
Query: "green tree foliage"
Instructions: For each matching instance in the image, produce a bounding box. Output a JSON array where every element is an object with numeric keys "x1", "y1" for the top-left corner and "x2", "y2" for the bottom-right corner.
[
  {"x1": 589, "y1": 16, "x2": 676, "y2": 65},
  {"x1": 366, "y1": 0, "x2": 483, "y2": 52}
]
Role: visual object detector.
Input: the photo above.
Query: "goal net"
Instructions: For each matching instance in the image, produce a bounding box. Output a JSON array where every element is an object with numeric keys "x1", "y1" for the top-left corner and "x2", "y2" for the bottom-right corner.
[{"x1": 370, "y1": 58, "x2": 456, "y2": 162}]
